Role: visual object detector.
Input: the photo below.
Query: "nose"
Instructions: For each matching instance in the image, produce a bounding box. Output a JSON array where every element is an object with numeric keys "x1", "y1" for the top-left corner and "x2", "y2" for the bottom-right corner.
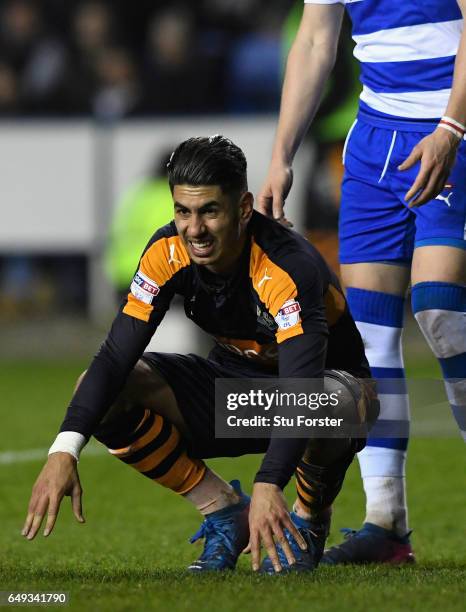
[{"x1": 186, "y1": 213, "x2": 206, "y2": 238}]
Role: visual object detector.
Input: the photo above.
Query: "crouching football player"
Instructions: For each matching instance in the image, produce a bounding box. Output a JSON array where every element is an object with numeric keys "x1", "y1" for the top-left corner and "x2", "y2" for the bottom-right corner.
[{"x1": 23, "y1": 136, "x2": 376, "y2": 574}]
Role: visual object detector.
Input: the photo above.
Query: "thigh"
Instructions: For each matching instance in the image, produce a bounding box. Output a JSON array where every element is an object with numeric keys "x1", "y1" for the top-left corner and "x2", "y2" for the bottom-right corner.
[
  {"x1": 341, "y1": 262, "x2": 410, "y2": 295},
  {"x1": 340, "y1": 120, "x2": 415, "y2": 265},
  {"x1": 142, "y1": 352, "x2": 270, "y2": 459},
  {"x1": 412, "y1": 245, "x2": 466, "y2": 285}
]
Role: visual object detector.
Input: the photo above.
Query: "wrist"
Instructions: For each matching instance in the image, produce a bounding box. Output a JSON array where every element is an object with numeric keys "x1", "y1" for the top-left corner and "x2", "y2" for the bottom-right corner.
[
  {"x1": 253, "y1": 481, "x2": 282, "y2": 491},
  {"x1": 435, "y1": 126, "x2": 462, "y2": 149},
  {"x1": 438, "y1": 116, "x2": 465, "y2": 142},
  {"x1": 48, "y1": 431, "x2": 87, "y2": 462},
  {"x1": 271, "y1": 148, "x2": 294, "y2": 167}
]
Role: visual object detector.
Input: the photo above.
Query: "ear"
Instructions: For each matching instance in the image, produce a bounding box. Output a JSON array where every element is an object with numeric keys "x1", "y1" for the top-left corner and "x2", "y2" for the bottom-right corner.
[{"x1": 239, "y1": 192, "x2": 254, "y2": 224}]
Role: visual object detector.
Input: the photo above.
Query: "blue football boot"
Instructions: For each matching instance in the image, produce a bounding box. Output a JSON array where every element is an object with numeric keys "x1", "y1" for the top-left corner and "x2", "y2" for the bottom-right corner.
[
  {"x1": 321, "y1": 522, "x2": 415, "y2": 565},
  {"x1": 260, "y1": 512, "x2": 330, "y2": 575},
  {"x1": 187, "y1": 480, "x2": 250, "y2": 572}
]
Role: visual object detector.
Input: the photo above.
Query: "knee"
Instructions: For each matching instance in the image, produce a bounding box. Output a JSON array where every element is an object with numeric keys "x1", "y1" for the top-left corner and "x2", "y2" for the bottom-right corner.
[
  {"x1": 97, "y1": 359, "x2": 171, "y2": 432},
  {"x1": 412, "y1": 282, "x2": 466, "y2": 358},
  {"x1": 324, "y1": 370, "x2": 376, "y2": 425},
  {"x1": 101, "y1": 360, "x2": 154, "y2": 425},
  {"x1": 413, "y1": 302, "x2": 465, "y2": 358}
]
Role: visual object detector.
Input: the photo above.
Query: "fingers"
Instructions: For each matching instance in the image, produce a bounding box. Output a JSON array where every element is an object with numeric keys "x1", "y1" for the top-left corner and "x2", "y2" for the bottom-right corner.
[
  {"x1": 43, "y1": 497, "x2": 59, "y2": 537},
  {"x1": 398, "y1": 145, "x2": 421, "y2": 172},
  {"x1": 278, "y1": 216, "x2": 293, "y2": 228},
  {"x1": 22, "y1": 456, "x2": 83, "y2": 540},
  {"x1": 258, "y1": 167, "x2": 293, "y2": 221},
  {"x1": 403, "y1": 161, "x2": 430, "y2": 203},
  {"x1": 22, "y1": 497, "x2": 48, "y2": 540},
  {"x1": 21, "y1": 511, "x2": 34, "y2": 538},
  {"x1": 250, "y1": 530, "x2": 262, "y2": 572},
  {"x1": 399, "y1": 133, "x2": 457, "y2": 206},
  {"x1": 261, "y1": 527, "x2": 282, "y2": 573},
  {"x1": 283, "y1": 515, "x2": 307, "y2": 551},
  {"x1": 271, "y1": 192, "x2": 285, "y2": 223},
  {"x1": 71, "y1": 483, "x2": 85, "y2": 523},
  {"x1": 409, "y1": 171, "x2": 448, "y2": 208},
  {"x1": 257, "y1": 189, "x2": 273, "y2": 216},
  {"x1": 271, "y1": 523, "x2": 295, "y2": 568}
]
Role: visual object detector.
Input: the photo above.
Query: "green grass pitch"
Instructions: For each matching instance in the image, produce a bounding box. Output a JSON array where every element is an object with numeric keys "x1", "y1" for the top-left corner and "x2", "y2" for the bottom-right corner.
[{"x1": 0, "y1": 357, "x2": 464, "y2": 612}]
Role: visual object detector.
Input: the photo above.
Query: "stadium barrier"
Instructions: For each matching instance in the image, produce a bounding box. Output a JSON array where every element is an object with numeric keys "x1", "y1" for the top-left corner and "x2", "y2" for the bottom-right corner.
[{"x1": 0, "y1": 118, "x2": 311, "y2": 328}]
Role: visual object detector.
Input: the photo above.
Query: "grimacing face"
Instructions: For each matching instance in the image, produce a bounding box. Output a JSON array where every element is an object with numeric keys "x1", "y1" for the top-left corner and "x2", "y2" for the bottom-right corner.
[{"x1": 173, "y1": 184, "x2": 253, "y2": 274}]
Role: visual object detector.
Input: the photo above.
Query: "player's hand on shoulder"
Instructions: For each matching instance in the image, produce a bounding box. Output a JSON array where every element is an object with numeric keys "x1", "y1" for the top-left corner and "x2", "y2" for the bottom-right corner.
[
  {"x1": 398, "y1": 127, "x2": 460, "y2": 207},
  {"x1": 246, "y1": 481, "x2": 306, "y2": 573},
  {"x1": 22, "y1": 452, "x2": 85, "y2": 540},
  {"x1": 257, "y1": 162, "x2": 294, "y2": 227}
]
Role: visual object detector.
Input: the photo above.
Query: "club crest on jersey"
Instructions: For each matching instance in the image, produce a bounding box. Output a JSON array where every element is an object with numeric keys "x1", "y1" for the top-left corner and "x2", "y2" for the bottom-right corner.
[
  {"x1": 256, "y1": 305, "x2": 276, "y2": 331},
  {"x1": 130, "y1": 270, "x2": 160, "y2": 304},
  {"x1": 275, "y1": 299, "x2": 301, "y2": 330}
]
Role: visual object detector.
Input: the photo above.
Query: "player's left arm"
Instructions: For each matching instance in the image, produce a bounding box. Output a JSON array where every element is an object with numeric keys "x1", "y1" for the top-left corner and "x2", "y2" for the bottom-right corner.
[
  {"x1": 399, "y1": 0, "x2": 466, "y2": 207},
  {"x1": 247, "y1": 258, "x2": 328, "y2": 571},
  {"x1": 247, "y1": 332, "x2": 327, "y2": 571}
]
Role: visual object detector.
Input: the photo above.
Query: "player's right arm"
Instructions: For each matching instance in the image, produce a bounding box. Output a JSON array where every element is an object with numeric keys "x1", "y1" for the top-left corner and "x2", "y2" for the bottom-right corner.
[
  {"x1": 22, "y1": 230, "x2": 181, "y2": 540},
  {"x1": 258, "y1": 1, "x2": 344, "y2": 221}
]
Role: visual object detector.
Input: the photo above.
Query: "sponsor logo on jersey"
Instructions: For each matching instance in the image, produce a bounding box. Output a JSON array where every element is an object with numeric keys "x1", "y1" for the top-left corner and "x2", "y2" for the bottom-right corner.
[
  {"x1": 275, "y1": 299, "x2": 301, "y2": 330},
  {"x1": 216, "y1": 340, "x2": 278, "y2": 362},
  {"x1": 130, "y1": 270, "x2": 160, "y2": 304}
]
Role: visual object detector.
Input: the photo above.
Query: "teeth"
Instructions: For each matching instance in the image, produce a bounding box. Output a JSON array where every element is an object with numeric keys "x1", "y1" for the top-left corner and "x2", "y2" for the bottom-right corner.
[{"x1": 190, "y1": 241, "x2": 212, "y2": 248}]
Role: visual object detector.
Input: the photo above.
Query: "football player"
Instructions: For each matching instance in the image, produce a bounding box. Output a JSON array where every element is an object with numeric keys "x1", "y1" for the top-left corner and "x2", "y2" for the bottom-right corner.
[
  {"x1": 23, "y1": 136, "x2": 376, "y2": 574},
  {"x1": 259, "y1": 0, "x2": 466, "y2": 564}
]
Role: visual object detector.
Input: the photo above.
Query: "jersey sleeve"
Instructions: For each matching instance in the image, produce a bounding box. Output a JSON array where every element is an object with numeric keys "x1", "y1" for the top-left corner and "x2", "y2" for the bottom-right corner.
[
  {"x1": 59, "y1": 232, "x2": 189, "y2": 438},
  {"x1": 253, "y1": 251, "x2": 329, "y2": 488}
]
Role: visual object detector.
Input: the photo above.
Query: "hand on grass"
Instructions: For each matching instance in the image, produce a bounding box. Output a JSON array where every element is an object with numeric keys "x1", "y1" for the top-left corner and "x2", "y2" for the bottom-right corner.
[
  {"x1": 22, "y1": 452, "x2": 84, "y2": 540},
  {"x1": 245, "y1": 482, "x2": 307, "y2": 573}
]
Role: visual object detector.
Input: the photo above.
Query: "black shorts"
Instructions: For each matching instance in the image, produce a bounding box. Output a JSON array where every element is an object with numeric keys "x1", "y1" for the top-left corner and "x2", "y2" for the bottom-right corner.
[
  {"x1": 141, "y1": 351, "x2": 275, "y2": 460},
  {"x1": 141, "y1": 351, "x2": 371, "y2": 461}
]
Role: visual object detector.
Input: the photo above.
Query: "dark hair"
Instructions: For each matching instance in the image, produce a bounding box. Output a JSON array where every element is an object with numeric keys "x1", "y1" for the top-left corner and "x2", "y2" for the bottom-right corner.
[{"x1": 167, "y1": 135, "x2": 248, "y2": 198}]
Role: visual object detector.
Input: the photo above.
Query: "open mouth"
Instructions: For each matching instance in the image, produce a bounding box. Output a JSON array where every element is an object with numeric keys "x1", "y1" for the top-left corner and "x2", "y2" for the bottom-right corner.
[{"x1": 188, "y1": 239, "x2": 215, "y2": 258}]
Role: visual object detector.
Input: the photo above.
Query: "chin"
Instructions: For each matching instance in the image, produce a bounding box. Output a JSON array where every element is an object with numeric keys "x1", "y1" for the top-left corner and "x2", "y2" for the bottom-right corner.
[{"x1": 190, "y1": 252, "x2": 217, "y2": 266}]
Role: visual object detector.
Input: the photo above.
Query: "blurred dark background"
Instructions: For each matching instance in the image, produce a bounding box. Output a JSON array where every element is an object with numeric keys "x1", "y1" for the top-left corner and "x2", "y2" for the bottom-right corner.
[
  {"x1": 0, "y1": 0, "x2": 291, "y2": 118},
  {"x1": 0, "y1": 0, "x2": 361, "y2": 347}
]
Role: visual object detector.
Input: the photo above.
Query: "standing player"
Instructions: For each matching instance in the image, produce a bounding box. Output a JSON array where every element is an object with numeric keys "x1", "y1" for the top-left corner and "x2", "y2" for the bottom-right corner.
[
  {"x1": 22, "y1": 136, "x2": 375, "y2": 574},
  {"x1": 259, "y1": 0, "x2": 466, "y2": 563}
]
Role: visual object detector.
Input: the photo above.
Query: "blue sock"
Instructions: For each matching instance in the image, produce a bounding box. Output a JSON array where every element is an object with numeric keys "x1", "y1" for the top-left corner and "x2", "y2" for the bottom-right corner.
[
  {"x1": 347, "y1": 288, "x2": 409, "y2": 453},
  {"x1": 346, "y1": 288, "x2": 409, "y2": 534}
]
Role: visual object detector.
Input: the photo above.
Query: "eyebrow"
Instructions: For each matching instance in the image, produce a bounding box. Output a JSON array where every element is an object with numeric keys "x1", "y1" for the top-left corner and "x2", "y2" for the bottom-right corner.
[{"x1": 174, "y1": 200, "x2": 222, "y2": 212}]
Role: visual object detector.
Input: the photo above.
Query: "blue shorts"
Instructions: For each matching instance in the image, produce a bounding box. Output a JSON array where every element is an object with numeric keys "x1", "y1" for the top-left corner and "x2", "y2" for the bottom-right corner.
[{"x1": 339, "y1": 119, "x2": 466, "y2": 264}]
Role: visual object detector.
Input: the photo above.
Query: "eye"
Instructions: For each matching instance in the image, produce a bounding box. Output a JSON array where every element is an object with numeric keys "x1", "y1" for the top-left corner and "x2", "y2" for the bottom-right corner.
[
  {"x1": 176, "y1": 208, "x2": 190, "y2": 218},
  {"x1": 203, "y1": 207, "x2": 219, "y2": 217}
]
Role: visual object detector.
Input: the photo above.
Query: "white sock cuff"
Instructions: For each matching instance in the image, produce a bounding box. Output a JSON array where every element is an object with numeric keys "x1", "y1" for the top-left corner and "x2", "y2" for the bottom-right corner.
[{"x1": 358, "y1": 446, "x2": 406, "y2": 478}]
